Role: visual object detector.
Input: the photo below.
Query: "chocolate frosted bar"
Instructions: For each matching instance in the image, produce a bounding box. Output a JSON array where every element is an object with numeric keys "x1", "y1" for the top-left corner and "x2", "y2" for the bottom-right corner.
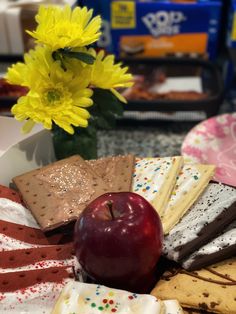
[
  {"x1": 163, "y1": 183, "x2": 236, "y2": 261},
  {"x1": 86, "y1": 154, "x2": 135, "y2": 192},
  {"x1": 182, "y1": 220, "x2": 236, "y2": 271},
  {"x1": 13, "y1": 155, "x2": 112, "y2": 231}
]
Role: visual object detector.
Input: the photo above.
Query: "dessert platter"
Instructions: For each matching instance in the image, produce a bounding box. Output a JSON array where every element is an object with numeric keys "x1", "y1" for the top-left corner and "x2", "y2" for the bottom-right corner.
[{"x1": 0, "y1": 151, "x2": 235, "y2": 313}]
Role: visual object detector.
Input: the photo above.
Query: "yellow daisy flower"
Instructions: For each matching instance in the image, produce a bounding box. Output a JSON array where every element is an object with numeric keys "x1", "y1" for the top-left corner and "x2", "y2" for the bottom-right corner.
[
  {"x1": 89, "y1": 49, "x2": 133, "y2": 103},
  {"x1": 27, "y1": 5, "x2": 101, "y2": 51},
  {"x1": 7, "y1": 45, "x2": 93, "y2": 134}
]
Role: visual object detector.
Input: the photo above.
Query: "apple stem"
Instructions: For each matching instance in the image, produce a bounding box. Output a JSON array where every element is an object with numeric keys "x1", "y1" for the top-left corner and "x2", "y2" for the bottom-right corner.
[{"x1": 107, "y1": 201, "x2": 115, "y2": 220}]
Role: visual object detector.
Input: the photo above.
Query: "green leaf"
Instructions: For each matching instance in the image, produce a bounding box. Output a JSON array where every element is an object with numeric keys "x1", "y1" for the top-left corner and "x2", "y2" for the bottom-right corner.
[
  {"x1": 61, "y1": 50, "x2": 95, "y2": 64},
  {"x1": 89, "y1": 88, "x2": 124, "y2": 130},
  {"x1": 95, "y1": 115, "x2": 115, "y2": 130},
  {"x1": 92, "y1": 88, "x2": 124, "y2": 116},
  {"x1": 52, "y1": 124, "x2": 97, "y2": 160},
  {"x1": 52, "y1": 51, "x2": 66, "y2": 70}
]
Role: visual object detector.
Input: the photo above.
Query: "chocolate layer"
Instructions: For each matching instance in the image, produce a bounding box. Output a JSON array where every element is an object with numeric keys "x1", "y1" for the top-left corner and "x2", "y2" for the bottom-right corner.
[
  {"x1": 182, "y1": 221, "x2": 236, "y2": 271},
  {"x1": 163, "y1": 183, "x2": 236, "y2": 262},
  {"x1": 177, "y1": 200, "x2": 236, "y2": 260}
]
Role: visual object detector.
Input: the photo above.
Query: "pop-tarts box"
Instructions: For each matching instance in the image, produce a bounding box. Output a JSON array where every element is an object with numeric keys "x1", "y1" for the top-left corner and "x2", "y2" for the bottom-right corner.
[
  {"x1": 110, "y1": 0, "x2": 222, "y2": 60},
  {"x1": 227, "y1": 0, "x2": 236, "y2": 49},
  {"x1": 81, "y1": 0, "x2": 113, "y2": 51}
]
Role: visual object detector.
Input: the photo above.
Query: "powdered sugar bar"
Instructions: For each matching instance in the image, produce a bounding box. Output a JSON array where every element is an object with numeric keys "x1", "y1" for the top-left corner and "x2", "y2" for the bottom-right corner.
[{"x1": 52, "y1": 281, "x2": 184, "y2": 314}]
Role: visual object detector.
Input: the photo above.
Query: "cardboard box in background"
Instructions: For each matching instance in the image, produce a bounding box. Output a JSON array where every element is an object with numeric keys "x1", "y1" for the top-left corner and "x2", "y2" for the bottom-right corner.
[
  {"x1": 83, "y1": 0, "x2": 113, "y2": 52},
  {"x1": 0, "y1": 117, "x2": 55, "y2": 186},
  {"x1": 111, "y1": 0, "x2": 222, "y2": 60},
  {"x1": 0, "y1": 0, "x2": 77, "y2": 56},
  {"x1": 82, "y1": 0, "x2": 223, "y2": 60},
  {"x1": 0, "y1": 2, "x2": 10, "y2": 54}
]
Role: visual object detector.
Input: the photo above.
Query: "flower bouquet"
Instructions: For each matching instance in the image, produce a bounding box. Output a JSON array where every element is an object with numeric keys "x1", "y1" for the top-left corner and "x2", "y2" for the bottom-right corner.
[{"x1": 5, "y1": 4, "x2": 133, "y2": 160}]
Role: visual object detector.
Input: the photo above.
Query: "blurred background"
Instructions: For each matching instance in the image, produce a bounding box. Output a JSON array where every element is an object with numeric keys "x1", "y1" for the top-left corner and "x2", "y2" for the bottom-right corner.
[{"x1": 1, "y1": 0, "x2": 236, "y2": 156}]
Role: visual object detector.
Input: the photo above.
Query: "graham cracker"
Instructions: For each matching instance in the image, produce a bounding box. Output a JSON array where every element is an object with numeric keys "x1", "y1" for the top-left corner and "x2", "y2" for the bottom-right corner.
[
  {"x1": 162, "y1": 164, "x2": 215, "y2": 234},
  {"x1": 132, "y1": 156, "x2": 184, "y2": 217},
  {"x1": 151, "y1": 258, "x2": 236, "y2": 314},
  {"x1": 86, "y1": 154, "x2": 135, "y2": 192},
  {"x1": 13, "y1": 155, "x2": 111, "y2": 232}
]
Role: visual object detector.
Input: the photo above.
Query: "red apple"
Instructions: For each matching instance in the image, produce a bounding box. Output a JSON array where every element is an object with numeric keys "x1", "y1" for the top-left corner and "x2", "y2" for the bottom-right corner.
[{"x1": 74, "y1": 192, "x2": 163, "y2": 293}]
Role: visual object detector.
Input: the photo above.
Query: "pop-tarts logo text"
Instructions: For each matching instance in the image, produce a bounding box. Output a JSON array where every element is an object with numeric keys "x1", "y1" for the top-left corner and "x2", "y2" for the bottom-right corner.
[{"x1": 142, "y1": 11, "x2": 186, "y2": 37}]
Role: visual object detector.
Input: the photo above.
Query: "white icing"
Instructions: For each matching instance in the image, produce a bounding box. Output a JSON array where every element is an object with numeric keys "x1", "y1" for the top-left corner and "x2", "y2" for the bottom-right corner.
[
  {"x1": 163, "y1": 300, "x2": 184, "y2": 314},
  {"x1": 0, "y1": 233, "x2": 42, "y2": 251},
  {"x1": 163, "y1": 183, "x2": 236, "y2": 261},
  {"x1": 182, "y1": 221, "x2": 236, "y2": 269},
  {"x1": 162, "y1": 164, "x2": 201, "y2": 217},
  {"x1": 0, "y1": 278, "x2": 72, "y2": 313},
  {"x1": 52, "y1": 281, "x2": 164, "y2": 314},
  {"x1": 167, "y1": 165, "x2": 200, "y2": 206},
  {"x1": 132, "y1": 157, "x2": 176, "y2": 202},
  {"x1": 0, "y1": 198, "x2": 39, "y2": 228}
]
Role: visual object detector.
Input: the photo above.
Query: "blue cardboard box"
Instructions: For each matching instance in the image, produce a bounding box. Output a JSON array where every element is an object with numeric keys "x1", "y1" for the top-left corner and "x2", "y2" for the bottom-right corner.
[
  {"x1": 81, "y1": 0, "x2": 113, "y2": 51},
  {"x1": 79, "y1": 0, "x2": 222, "y2": 59},
  {"x1": 110, "y1": 0, "x2": 222, "y2": 60}
]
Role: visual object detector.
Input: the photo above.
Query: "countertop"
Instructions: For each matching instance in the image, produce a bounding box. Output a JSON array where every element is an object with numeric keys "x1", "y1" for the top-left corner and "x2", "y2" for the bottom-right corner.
[{"x1": 97, "y1": 121, "x2": 196, "y2": 158}]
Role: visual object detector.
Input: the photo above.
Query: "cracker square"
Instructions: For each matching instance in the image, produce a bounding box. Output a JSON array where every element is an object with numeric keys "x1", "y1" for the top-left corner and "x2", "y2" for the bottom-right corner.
[
  {"x1": 86, "y1": 154, "x2": 135, "y2": 192},
  {"x1": 13, "y1": 155, "x2": 111, "y2": 231}
]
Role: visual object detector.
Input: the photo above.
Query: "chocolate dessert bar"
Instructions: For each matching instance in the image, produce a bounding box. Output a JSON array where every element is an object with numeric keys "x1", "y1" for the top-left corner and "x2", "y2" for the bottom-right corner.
[
  {"x1": 182, "y1": 220, "x2": 236, "y2": 271},
  {"x1": 13, "y1": 155, "x2": 112, "y2": 231},
  {"x1": 163, "y1": 183, "x2": 236, "y2": 261}
]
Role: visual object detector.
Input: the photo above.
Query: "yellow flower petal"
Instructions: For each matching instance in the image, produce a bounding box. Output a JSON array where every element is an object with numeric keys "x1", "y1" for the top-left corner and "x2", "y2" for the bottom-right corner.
[
  {"x1": 8, "y1": 45, "x2": 93, "y2": 134},
  {"x1": 90, "y1": 49, "x2": 133, "y2": 102},
  {"x1": 26, "y1": 5, "x2": 101, "y2": 50},
  {"x1": 22, "y1": 119, "x2": 36, "y2": 134},
  {"x1": 111, "y1": 88, "x2": 127, "y2": 104}
]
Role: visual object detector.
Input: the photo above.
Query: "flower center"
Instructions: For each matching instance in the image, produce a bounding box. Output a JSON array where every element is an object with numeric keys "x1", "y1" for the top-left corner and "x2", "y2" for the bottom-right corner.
[{"x1": 46, "y1": 90, "x2": 61, "y2": 103}]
